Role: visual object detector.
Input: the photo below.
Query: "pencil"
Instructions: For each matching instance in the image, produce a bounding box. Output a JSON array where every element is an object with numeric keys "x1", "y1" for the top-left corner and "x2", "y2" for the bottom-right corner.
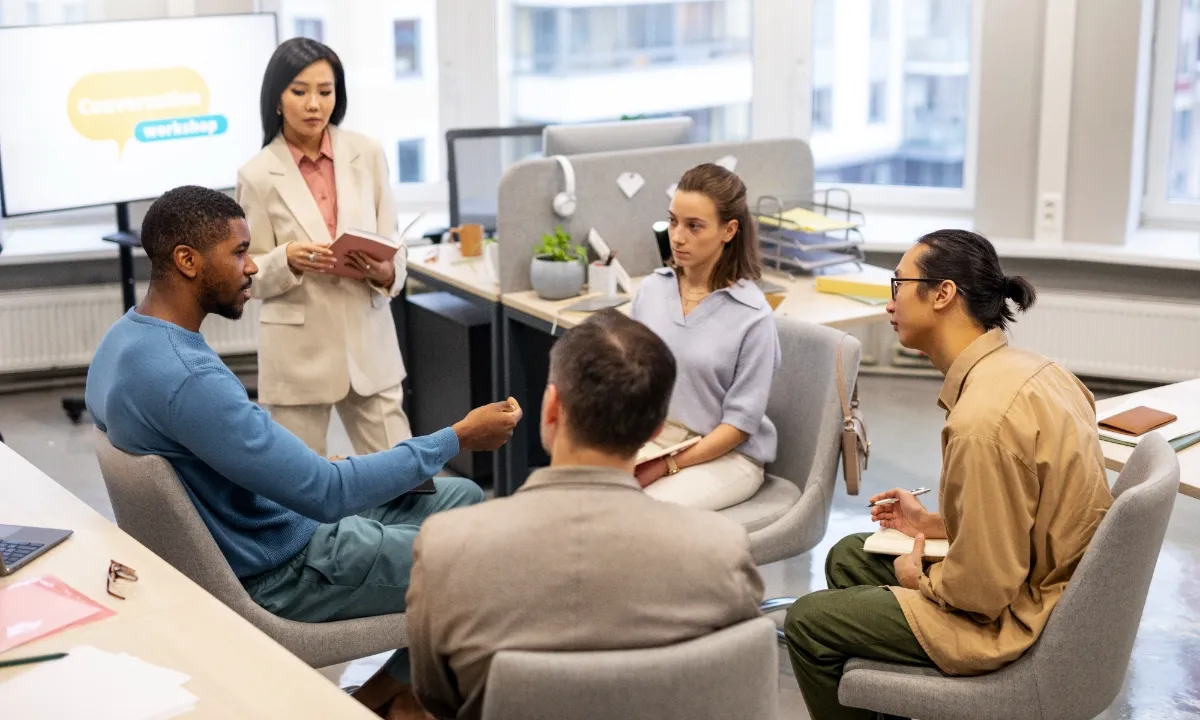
[{"x1": 0, "y1": 652, "x2": 68, "y2": 669}]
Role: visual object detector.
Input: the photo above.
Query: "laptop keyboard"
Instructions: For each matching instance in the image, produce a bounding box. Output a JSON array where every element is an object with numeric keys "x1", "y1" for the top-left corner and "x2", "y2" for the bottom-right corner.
[{"x1": 1, "y1": 539, "x2": 45, "y2": 566}]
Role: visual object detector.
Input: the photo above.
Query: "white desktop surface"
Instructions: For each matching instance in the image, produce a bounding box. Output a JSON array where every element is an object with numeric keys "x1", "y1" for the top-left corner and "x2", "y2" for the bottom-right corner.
[{"x1": 1094, "y1": 379, "x2": 1200, "y2": 500}]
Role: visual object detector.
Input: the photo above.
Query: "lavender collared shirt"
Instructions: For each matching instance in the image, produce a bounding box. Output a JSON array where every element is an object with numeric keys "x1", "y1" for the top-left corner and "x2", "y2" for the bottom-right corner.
[{"x1": 630, "y1": 268, "x2": 782, "y2": 464}]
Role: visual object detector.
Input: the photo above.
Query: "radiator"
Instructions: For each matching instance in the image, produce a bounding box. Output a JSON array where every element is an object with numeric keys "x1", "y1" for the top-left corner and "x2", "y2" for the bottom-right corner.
[
  {"x1": 1007, "y1": 292, "x2": 1200, "y2": 383},
  {"x1": 0, "y1": 285, "x2": 259, "y2": 374},
  {"x1": 2, "y1": 285, "x2": 1198, "y2": 383}
]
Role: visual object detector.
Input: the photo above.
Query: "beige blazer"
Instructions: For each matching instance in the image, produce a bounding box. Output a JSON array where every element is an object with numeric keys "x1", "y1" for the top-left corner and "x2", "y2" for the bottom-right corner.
[
  {"x1": 406, "y1": 466, "x2": 765, "y2": 720},
  {"x1": 235, "y1": 126, "x2": 407, "y2": 406}
]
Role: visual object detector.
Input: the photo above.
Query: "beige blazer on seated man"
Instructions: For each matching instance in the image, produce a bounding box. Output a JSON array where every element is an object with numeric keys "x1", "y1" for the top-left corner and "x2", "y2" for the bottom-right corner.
[
  {"x1": 406, "y1": 466, "x2": 765, "y2": 720},
  {"x1": 235, "y1": 126, "x2": 407, "y2": 408}
]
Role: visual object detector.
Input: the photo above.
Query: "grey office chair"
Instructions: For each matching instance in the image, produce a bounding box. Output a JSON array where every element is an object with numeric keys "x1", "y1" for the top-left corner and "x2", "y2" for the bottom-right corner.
[
  {"x1": 837, "y1": 432, "x2": 1180, "y2": 720},
  {"x1": 481, "y1": 616, "x2": 779, "y2": 720},
  {"x1": 93, "y1": 429, "x2": 408, "y2": 669},
  {"x1": 718, "y1": 318, "x2": 861, "y2": 631}
]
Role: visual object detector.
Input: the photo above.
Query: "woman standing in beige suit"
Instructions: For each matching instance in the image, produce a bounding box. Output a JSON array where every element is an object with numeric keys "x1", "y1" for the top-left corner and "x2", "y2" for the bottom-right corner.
[{"x1": 236, "y1": 38, "x2": 410, "y2": 456}]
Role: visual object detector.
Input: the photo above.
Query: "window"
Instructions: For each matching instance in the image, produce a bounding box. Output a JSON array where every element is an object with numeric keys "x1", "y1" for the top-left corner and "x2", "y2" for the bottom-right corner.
[
  {"x1": 63, "y1": 2, "x2": 85, "y2": 23},
  {"x1": 394, "y1": 20, "x2": 421, "y2": 78},
  {"x1": 811, "y1": 0, "x2": 973, "y2": 191},
  {"x1": 871, "y1": 0, "x2": 889, "y2": 41},
  {"x1": 1145, "y1": 0, "x2": 1200, "y2": 219},
  {"x1": 628, "y1": 4, "x2": 674, "y2": 52},
  {"x1": 397, "y1": 139, "x2": 425, "y2": 184},
  {"x1": 273, "y1": 1, "x2": 442, "y2": 202},
  {"x1": 813, "y1": 87, "x2": 833, "y2": 131},
  {"x1": 25, "y1": 1, "x2": 38, "y2": 24},
  {"x1": 503, "y1": 1, "x2": 753, "y2": 143},
  {"x1": 869, "y1": 81, "x2": 887, "y2": 124},
  {"x1": 294, "y1": 17, "x2": 323, "y2": 42}
]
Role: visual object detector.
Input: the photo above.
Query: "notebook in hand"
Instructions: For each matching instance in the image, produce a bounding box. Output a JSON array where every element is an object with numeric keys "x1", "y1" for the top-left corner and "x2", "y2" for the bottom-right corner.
[
  {"x1": 862, "y1": 528, "x2": 949, "y2": 558},
  {"x1": 636, "y1": 436, "x2": 702, "y2": 465},
  {"x1": 329, "y1": 229, "x2": 400, "y2": 280}
]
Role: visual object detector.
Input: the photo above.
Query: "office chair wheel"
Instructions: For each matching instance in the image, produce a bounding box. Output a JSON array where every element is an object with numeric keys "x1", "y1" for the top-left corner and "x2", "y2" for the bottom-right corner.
[{"x1": 62, "y1": 397, "x2": 87, "y2": 424}]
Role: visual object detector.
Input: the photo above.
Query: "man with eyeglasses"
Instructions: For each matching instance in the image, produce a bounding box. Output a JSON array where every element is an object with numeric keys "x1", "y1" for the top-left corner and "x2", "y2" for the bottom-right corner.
[{"x1": 784, "y1": 230, "x2": 1113, "y2": 720}]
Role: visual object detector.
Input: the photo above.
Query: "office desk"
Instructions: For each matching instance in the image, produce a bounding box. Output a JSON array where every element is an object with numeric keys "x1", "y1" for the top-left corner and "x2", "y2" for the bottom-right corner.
[
  {"x1": 498, "y1": 272, "x2": 891, "y2": 495},
  {"x1": 0, "y1": 442, "x2": 377, "y2": 719},
  {"x1": 408, "y1": 244, "x2": 500, "y2": 303},
  {"x1": 1095, "y1": 379, "x2": 1200, "y2": 500},
  {"x1": 405, "y1": 245, "x2": 506, "y2": 487}
]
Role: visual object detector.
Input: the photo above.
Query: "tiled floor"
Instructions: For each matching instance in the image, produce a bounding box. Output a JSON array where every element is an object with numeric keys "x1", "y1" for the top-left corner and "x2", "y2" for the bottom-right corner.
[{"x1": 2, "y1": 375, "x2": 1199, "y2": 718}]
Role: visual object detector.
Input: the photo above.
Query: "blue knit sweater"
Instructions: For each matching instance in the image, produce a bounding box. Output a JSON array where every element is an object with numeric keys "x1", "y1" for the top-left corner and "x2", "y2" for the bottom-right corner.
[{"x1": 86, "y1": 310, "x2": 459, "y2": 578}]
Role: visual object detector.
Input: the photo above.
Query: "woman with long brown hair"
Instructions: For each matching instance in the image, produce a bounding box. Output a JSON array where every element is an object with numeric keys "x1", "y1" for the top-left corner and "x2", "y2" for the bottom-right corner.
[{"x1": 629, "y1": 163, "x2": 781, "y2": 510}]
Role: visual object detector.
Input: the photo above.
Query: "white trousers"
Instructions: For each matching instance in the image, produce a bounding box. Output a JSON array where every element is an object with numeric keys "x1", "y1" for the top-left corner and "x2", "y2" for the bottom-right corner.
[
  {"x1": 641, "y1": 422, "x2": 765, "y2": 511},
  {"x1": 266, "y1": 382, "x2": 412, "y2": 457}
]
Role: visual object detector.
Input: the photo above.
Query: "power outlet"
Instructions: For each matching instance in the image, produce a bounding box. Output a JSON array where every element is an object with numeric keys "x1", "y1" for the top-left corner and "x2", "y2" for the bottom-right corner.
[{"x1": 1039, "y1": 192, "x2": 1063, "y2": 235}]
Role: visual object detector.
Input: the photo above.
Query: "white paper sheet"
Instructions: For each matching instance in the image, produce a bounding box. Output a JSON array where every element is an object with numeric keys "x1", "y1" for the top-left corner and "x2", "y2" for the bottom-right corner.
[{"x1": 0, "y1": 645, "x2": 197, "y2": 719}]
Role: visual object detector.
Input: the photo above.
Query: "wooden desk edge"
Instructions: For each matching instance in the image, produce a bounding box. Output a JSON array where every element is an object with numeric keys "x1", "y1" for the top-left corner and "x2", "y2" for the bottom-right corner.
[
  {"x1": 408, "y1": 263, "x2": 500, "y2": 303},
  {"x1": 1103, "y1": 449, "x2": 1200, "y2": 500}
]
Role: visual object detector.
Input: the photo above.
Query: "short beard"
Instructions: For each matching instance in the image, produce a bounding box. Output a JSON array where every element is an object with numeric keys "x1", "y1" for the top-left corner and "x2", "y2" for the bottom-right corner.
[{"x1": 199, "y1": 277, "x2": 244, "y2": 320}]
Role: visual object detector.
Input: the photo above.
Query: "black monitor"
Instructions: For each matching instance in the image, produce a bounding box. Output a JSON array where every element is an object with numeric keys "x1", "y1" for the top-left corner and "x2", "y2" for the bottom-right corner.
[{"x1": 446, "y1": 125, "x2": 546, "y2": 235}]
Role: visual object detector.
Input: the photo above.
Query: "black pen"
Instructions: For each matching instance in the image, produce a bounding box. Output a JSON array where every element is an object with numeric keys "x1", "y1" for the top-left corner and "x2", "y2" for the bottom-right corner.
[
  {"x1": 0, "y1": 652, "x2": 68, "y2": 669},
  {"x1": 604, "y1": 250, "x2": 617, "y2": 266}
]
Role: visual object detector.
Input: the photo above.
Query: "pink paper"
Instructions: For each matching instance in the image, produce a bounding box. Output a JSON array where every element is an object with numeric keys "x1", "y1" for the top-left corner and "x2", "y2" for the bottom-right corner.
[{"x1": 0, "y1": 575, "x2": 114, "y2": 653}]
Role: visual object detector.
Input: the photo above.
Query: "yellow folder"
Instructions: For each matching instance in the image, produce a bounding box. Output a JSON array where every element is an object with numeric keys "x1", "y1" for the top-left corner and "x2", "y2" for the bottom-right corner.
[
  {"x1": 758, "y1": 207, "x2": 858, "y2": 233},
  {"x1": 814, "y1": 265, "x2": 893, "y2": 300}
]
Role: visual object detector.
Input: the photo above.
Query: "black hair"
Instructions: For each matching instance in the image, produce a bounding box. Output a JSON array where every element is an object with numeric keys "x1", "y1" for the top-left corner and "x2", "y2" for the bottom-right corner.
[
  {"x1": 915, "y1": 229, "x2": 1037, "y2": 331},
  {"x1": 259, "y1": 37, "x2": 347, "y2": 147},
  {"x1": 141, "y1": 186, "x2": 245, "y2": 279},
  {"x1": 548, "y1": 310, "x2": 677, "y2": 457}
]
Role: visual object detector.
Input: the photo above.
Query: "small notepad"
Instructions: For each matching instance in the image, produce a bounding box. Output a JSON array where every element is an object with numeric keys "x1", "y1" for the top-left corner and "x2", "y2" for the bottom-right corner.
[{"x1": 863, "y1": 529, "x2": 949, "y2": 558}]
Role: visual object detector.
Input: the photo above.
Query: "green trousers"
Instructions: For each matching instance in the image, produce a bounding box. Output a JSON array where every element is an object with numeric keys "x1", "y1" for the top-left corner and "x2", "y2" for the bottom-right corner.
[
  {"x1": 242, "y1": 476, "x2": 484, "y2": 683},
  {"x1": 784, "y1": 532, "x2": 935, "y2": 720}
]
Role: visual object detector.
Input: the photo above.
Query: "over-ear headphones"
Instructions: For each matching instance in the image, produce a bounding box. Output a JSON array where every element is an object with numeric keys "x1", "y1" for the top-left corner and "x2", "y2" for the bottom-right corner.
[{"x1": 552, "y1": 155, "x2": 577, "y2": 218}]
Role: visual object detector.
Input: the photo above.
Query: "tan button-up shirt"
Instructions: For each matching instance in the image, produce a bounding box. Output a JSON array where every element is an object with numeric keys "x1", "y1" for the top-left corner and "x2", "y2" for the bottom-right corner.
[
  {"x1": 407, "y1": 466, "x2": 764, "y2": 720},
  {"x1": 892, "y1": 329, "x2": 1113, "y2": 675}
]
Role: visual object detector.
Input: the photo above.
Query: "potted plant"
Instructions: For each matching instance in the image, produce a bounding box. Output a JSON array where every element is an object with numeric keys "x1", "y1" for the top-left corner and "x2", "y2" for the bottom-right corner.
[{"x1": 530, "y1": 225, "x2": 587, "y2": 300}]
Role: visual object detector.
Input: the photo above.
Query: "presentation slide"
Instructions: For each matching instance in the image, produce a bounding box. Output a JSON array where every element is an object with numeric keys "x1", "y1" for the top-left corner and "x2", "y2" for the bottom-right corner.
[{"x1": 0, "y1": 14, "x2": 277, "y2": 216}]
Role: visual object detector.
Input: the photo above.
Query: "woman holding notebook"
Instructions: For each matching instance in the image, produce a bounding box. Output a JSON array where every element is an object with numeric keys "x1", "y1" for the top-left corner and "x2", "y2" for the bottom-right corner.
[
  {"x1": 629, "y1": 163, "x2": 781, "y2": 511},
  {"x1": 235, "y1": 38, "x2": 410, "y2": 456}
]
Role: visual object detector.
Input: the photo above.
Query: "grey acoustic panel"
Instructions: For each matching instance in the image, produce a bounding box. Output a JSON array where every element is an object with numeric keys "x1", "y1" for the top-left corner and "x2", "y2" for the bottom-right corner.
[{"x1": 497, "y1": 139, "x2": 814, "y2": 294}]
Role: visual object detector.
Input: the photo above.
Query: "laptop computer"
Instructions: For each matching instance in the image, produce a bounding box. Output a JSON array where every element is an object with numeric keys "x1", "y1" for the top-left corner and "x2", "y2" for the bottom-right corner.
[{"x1": 0, "y1": 524, "x2": 73, "y2": 576}]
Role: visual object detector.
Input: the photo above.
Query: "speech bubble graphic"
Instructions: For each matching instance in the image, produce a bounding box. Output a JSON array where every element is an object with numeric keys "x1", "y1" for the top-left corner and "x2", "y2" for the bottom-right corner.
[{"x1": 67, "y1": 67, "x2": 210, "y2": 153}]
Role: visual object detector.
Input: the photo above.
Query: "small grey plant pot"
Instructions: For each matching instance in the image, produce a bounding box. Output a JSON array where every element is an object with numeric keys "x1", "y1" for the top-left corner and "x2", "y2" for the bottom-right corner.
[{"x1": 530, "y1": 256, "x2": 586, "y2": 300}]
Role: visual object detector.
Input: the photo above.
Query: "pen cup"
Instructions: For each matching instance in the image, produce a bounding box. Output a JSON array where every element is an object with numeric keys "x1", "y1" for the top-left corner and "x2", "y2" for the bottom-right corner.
[{"x1": 588, "y1": 263, "x2": 618, "y2": 297}]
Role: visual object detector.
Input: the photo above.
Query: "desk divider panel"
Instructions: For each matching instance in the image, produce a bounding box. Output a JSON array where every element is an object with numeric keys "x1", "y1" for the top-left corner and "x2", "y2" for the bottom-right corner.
[{"x1": 496, "y1": 139, "x2": 814, "y2": 294}]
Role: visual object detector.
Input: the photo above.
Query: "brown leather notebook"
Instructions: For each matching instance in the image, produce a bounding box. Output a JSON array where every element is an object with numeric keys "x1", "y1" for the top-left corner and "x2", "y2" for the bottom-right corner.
[{"x1": 1098, "y1": 406, "x2": 1177, "y2": 437}]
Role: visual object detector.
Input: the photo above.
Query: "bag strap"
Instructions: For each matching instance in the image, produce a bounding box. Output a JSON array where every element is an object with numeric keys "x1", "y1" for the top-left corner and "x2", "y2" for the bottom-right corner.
[{"x1": 835, "y1": 334, "x2": 852, "y2": 422}]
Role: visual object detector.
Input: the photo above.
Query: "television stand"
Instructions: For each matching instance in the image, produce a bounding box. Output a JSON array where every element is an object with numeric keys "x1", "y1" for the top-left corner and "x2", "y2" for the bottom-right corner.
[{"x1": 61, "y1": 202, "x2": 258, "y2": 424}]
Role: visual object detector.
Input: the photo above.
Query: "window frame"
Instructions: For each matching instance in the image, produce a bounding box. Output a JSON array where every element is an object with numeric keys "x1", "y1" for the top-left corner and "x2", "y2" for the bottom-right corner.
[{"x1": 1142, "y1": 0, "x2": 1200, "y2": 224}]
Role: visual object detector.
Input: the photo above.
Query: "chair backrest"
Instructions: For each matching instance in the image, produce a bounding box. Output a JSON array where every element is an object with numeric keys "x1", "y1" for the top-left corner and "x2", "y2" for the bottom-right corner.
[
  {"x1": 766, "y1": 317, "x2": 862, "y2": 499},
  {"x1": 481, "y1": 616, "x2": 779, "y2": 720},
  {"x1": 92, "y1": 429, "x2": 260, "y2": 617},
  {"x1": 1026, "y1": 432, "x2": 1179, "y2": 719}
]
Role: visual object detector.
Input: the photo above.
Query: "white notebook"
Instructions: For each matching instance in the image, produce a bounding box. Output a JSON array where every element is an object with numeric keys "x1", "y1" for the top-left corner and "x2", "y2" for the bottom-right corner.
[{"x1": 863, "y1": 528, "x2": 950, "y2": 558}]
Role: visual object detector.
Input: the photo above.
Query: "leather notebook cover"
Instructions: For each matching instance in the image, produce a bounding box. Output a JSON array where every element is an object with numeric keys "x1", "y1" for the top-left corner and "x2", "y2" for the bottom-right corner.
[{"x1": 1098, "y1": 406, "x2": 1177, "y2": 437}]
